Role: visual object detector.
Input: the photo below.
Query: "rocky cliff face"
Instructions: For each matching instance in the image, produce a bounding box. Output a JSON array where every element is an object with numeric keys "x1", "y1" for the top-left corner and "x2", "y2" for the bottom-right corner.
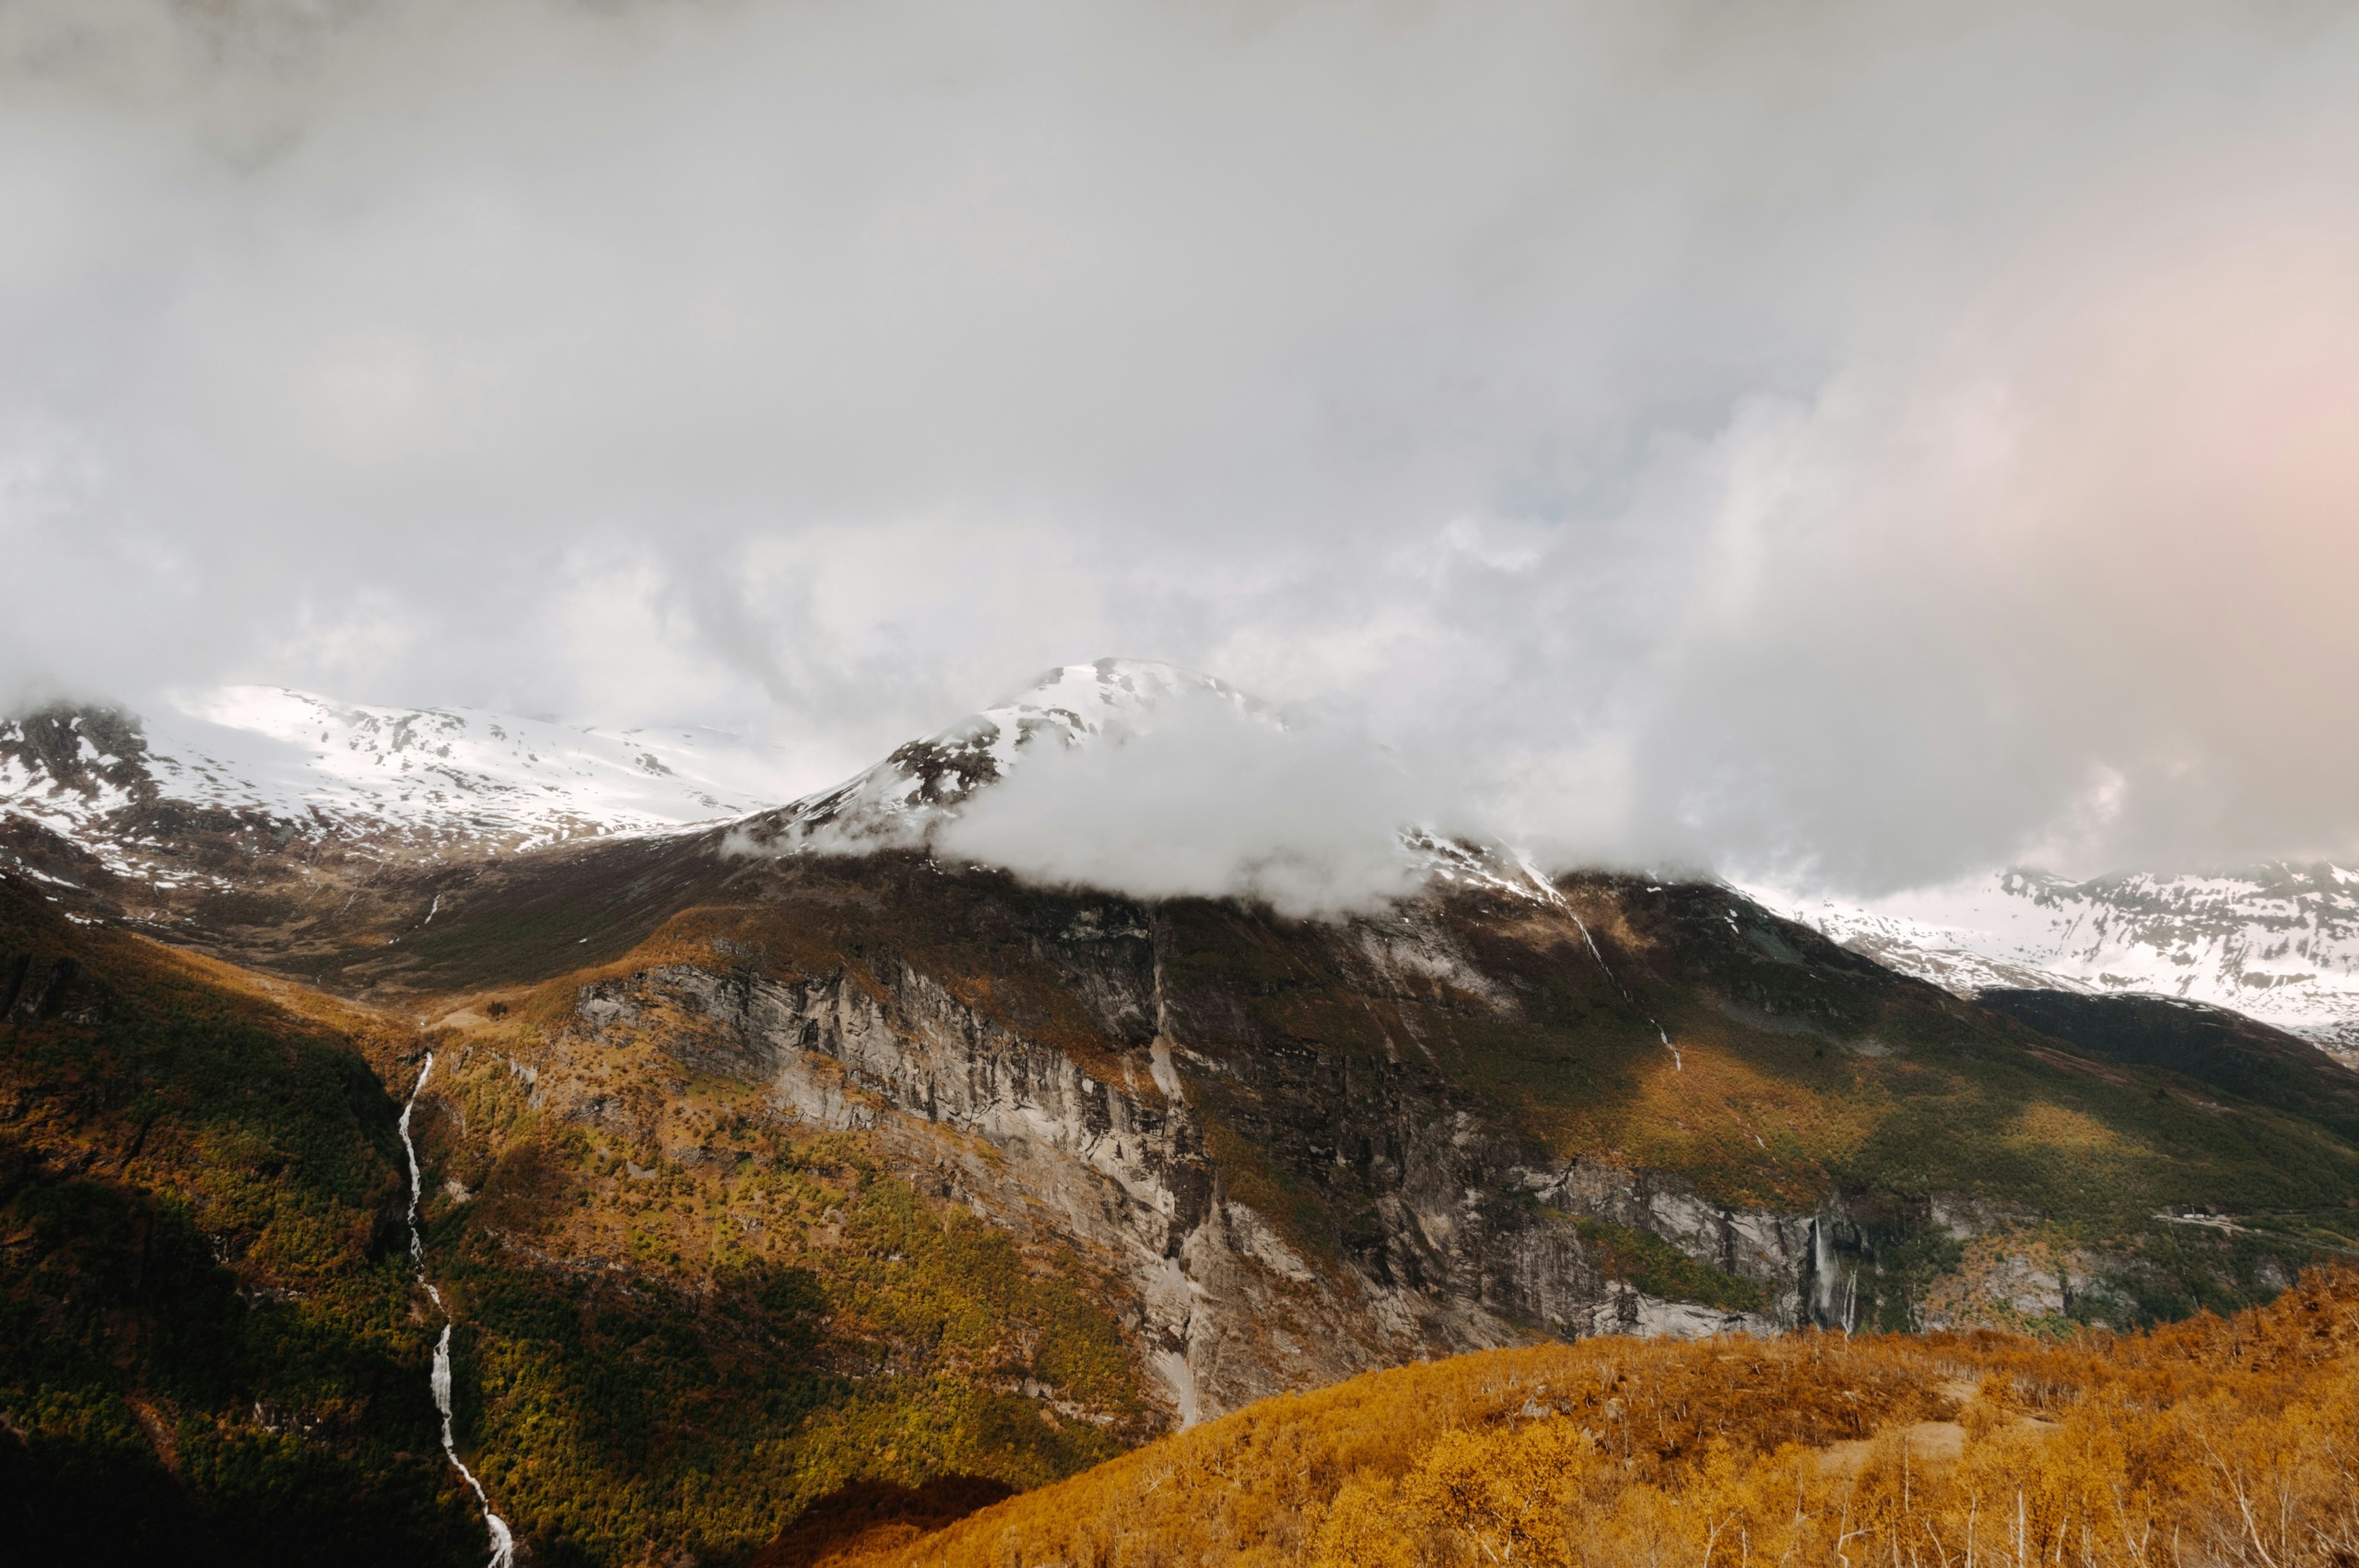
[
  {"x1": 550, "y1": 920, "x2": 1787, "y2": 1427},
  {"x1": 392, "y1": 849, "x2": 2350, "y2": 1433}
]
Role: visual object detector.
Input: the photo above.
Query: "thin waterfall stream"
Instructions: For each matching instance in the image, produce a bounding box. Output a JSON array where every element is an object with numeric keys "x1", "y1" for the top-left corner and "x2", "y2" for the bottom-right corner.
[
  {"x1": 399, "y1": 1052, "x2": 516, "y2": 1567},
  {"x1": 1514, "y1": 855, "x2": 1684, "y2": 1071}
]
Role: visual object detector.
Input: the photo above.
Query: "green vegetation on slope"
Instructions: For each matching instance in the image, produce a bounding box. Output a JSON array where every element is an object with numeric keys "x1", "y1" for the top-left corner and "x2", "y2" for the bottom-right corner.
[
  {"x1": 396, "y1": 1004, "x2": 1149, "y2": 1566},
  {"x1": 1, "y1": 866, "x2": 1153, "y2": 1567},
  {"x1": 1569, "y1": 1217, "x2": 1766, "y2": 1315},
  {"x1": 0, "y1": 872, "x2": 482, "y2": 1565},
  {"x1": 1978, "y1": 987, "x2": 2359, "y2": 1145}
]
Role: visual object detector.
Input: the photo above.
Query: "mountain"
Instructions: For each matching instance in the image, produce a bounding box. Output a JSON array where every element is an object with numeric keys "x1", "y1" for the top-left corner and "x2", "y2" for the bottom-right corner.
[
  {"x1": 13, "y1": 661, "x2": 2359, "y2": 1564},
  {"x1": 1756, "y1": 864, "x2": 2359, "y2": 1057},
  {"x1": 0, "y1": 686, "x2": 800, "y2": 980},
  {"x1": 1, "y1": 685, "x2": 795, "y2": 868},
  {"x1": 743, "y1": 659, "x2": 1277, "y2": 855}
]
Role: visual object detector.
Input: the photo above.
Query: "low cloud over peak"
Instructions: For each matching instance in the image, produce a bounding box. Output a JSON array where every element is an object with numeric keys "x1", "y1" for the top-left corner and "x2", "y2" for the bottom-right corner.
[
  {"x1": 727, "y1": 657, "x2": 1451, "y2": 918},
  {"x1": 933, "y1": 668, "x2": 1440, "y2": 919}
]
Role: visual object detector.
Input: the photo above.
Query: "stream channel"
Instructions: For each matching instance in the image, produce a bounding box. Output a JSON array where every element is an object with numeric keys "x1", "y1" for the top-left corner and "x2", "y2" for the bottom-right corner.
[{"x1": 401, "y1": 1051, "x2": 517, "y2": 1567}]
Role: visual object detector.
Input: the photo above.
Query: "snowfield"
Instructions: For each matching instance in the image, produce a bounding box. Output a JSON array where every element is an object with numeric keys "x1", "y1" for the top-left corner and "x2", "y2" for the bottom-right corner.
[
  {"x1": 0, "y1": 686, "x2": 800, "y2": 867},
  {"x1": 1751, "y1": 865, "x2": 2359, "y2": 1054}
]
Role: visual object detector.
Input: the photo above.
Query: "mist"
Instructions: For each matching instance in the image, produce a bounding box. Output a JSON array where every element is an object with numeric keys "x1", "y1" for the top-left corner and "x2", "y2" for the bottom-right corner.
[
  {"x1": 6, "y1": 0, "x2": 2359, "y2": 895},
  {"x1": 933, "y1": 681, "x2": 1444, "y2": 919}
]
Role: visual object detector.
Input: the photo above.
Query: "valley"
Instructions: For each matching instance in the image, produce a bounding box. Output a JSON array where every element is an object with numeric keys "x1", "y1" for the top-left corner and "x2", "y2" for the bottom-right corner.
[
  {"x1": 9, "y1": 666, "x2": 2359, "y2": 1564},
  {"x1": 17, "y1": 6, "x2": 2358, "y2": 1562}
]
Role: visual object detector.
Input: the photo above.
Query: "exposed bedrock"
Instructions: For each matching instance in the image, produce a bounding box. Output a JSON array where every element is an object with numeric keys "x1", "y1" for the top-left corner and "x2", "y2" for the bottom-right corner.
[{"x1": 568, "y1": 936, "x2": 1853, "y2": 1426}]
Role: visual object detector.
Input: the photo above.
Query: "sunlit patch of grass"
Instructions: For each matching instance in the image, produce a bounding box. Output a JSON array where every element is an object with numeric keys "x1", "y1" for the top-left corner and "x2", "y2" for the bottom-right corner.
[
  {"x1": 1588, "y1": 1042, "x2": 1875, "y2": 1210},
  {"x1": 2010, "y1": 1102, "x2": 2132, "y2": 1156}
]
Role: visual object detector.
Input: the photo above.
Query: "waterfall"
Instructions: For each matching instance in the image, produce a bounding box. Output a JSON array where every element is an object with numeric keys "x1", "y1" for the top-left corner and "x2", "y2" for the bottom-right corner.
[
  {"x1": 400, "y1": 1053, "x2": 516, "y2": 1568},
  {"x1": 1513, "y1": 860, "x2": 1684, "y2": 1072},
  {"x1": 1808, "y1": 1215, "x2": 1858, "y2": 1334}
]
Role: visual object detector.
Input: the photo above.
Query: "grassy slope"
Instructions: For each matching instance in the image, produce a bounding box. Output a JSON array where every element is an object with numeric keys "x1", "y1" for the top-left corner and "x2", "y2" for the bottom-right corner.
[
  {"x1": 1978, "y1": 987, "x2": 2359, "y2": 1145},
  {"x1": 806, "y1": 1268, "x2": 2359, "y2": 1568},
  {"x1": 0, "y1": 871, "x2": 482, "y2": 1565}
]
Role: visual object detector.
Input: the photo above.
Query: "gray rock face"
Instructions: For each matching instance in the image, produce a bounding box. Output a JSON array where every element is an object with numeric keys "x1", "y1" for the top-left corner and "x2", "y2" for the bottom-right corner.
[
  {"x1": 492, "y1": 853, "x2": 2333, "y2": 1432},
  {"x1": 569, "y1": 928, "x2": 1837, "y2": 1425},
  {"x1": 1515, "y1": 1159, "x2": 1812, "y2": 1307},
  {"x1": 579, "y1": 959, "x2": 1379, "y2": 1421}
]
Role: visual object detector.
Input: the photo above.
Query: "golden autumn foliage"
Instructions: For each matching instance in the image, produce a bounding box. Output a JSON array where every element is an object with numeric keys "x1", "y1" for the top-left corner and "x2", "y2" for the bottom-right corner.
[{"x1": 796, "y1": 1268, "x2": 2359, "y2": 1568}]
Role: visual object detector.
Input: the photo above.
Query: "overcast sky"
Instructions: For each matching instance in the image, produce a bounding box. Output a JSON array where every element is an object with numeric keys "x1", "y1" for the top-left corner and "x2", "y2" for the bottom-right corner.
[{"x1": 6, "y1": 0, "x2": 2358, "y2": 893}]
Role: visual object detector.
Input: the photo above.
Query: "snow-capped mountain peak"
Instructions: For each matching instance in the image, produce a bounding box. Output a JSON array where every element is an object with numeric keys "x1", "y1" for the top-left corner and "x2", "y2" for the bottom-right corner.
[
  {"x1": 734, "y1": 658, "x2": 1277, "y2": 854},
  {"x1": 726, "y1": 657, "x2": 1562, "y2": 918},
  {"x1": 1751, "y1": 861, "x2": 2359, "y2": 1055},
  {"x1": 1, "y1": 686, "x2": 800, "y2": 872}
]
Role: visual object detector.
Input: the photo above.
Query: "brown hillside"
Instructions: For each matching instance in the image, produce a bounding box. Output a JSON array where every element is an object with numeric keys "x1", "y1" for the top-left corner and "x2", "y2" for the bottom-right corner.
[{"x1": 802, "y1": 1267, "x2": 2359, "y2": 1568}]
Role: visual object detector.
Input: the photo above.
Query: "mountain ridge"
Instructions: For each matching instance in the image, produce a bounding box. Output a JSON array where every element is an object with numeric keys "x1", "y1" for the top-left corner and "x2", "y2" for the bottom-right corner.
[
  {"x1": 735, "y1": 658, "x2": 1281, "y2": 858},
  {"x1": 1758, "y1": 863, "x2": 2359, "y2": 1056},
  {"x1": 17, "y1": 668, "x2": 2355, "y2": 1066},
  {"x1": 0, "y1": 685, "x2": 798, "y2": 870}
]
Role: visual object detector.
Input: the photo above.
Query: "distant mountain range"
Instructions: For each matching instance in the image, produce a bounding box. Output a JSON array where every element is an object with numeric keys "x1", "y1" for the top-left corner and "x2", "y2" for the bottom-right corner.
[
  {"x1": 0, "y1": 685, "x2": 797, "y2": 868},
  {"x1": 1754, "y1": 865, "x2": 2359, "y2": 1058},
  {"x1": 8, "y1": 666, "x2": 2354, "y2": 1053}
]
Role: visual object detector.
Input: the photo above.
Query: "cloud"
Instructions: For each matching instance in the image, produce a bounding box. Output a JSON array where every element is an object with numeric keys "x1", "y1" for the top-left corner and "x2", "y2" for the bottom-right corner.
[
  {"x1": 5, "y1": 0, "x2": 2359, "y2": 890},
  {"x1": 933, "y1": 683, "x2": 1441, "y2": 919},
  {"x1": 1588, "y1": 197, "x2": 2359, "y2": 889}
]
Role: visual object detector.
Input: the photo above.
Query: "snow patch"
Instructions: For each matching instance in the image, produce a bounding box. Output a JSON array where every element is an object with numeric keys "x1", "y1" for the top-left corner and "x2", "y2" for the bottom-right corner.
[
  {"x1": 3, "y1": 686, "x2": 801, "y2": 865},
  {"x1": 1747, "y1": 862, "x2": 2359, "y2": 1052}
]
